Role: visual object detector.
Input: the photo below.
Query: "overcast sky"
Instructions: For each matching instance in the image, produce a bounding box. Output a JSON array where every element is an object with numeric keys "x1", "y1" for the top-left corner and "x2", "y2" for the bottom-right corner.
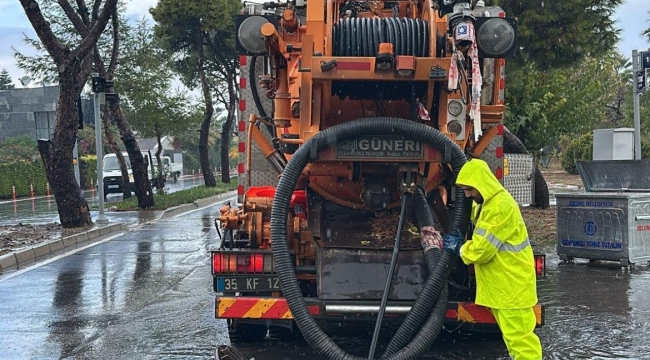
[{"x1": 0, "y1": 0, "x2": 648, "y2": 87}]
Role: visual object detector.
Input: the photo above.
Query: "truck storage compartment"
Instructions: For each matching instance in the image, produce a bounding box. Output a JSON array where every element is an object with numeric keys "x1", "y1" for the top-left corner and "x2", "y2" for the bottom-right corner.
[
  {"x1": 315, "y1": 205, "x2": 427, "y2": 300},
  {"x1": 556, "y1": 160, "x2": 650, "y2": 265}
]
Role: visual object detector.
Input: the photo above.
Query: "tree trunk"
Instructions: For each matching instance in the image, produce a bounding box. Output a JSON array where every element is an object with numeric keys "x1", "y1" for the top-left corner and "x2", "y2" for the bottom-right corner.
[
  {"x1": 109, "y1": 101, "x2": 154, "y2": 208},
  {"x1": 220, "y1": 73, "x2": 236, "y2": 184},
  {"x1": 154, "y1": 123, "x2": 165, "y2": 193},
  {"x1": 102, "y1": 105, "x2": 131, "y2": 199},
  {"x1": 198, "y1": 40, "x2": 217, "y2": 187},
  {"x1": 38, "y1": 61, "x2": 92, "y2": 227},
  {"x1": 20, "y1": 0, "x2": 118, "y2": 227}
]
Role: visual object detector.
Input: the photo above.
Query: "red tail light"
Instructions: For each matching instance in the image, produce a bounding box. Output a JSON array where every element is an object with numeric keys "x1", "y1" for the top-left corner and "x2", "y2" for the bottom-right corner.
[
  {"x1": 212, "y1": 252, "x2": 273, "y2": 274},
  {"x1": 245, "y1": 253, "x2": 264, "y2": 273},
  {"x1": 534, "y1": 254, "x2": 546, "y2": 277}
]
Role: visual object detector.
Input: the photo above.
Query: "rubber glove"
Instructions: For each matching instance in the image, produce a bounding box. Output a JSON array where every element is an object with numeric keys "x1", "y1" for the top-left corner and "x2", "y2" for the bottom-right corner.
[
  {"x1": 420, "y1": 226, "x2": 443, "y2": 253},
  {"x1": 443, "y1": 230, "x2": 464, "y2": 256}
]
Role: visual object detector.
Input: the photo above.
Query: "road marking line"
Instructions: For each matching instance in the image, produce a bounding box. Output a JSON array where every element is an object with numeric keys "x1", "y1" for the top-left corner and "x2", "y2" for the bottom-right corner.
[{"x1": 0, "y1": 232, "x2": 124, "y2": 283}]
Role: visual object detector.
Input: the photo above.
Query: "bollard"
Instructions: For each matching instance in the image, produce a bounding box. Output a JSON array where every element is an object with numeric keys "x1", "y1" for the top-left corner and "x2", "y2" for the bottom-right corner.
[
  {"x1": 91, "y1": 179, "x2": 95, "y2": 192},
  {"x1": 12, "y1": 185, "x2": 16, "y2": 201},
  {"x1": 46, "y1": 183, "x2": 50, "y2": 197},
  {"x1": 30, "y1": 184, "x2": 34, "y2": 198}
]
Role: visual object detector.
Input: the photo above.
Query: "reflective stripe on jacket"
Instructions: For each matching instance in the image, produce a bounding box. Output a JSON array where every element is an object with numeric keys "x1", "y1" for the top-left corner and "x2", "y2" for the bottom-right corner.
[{"x1": 456, "y1": 159, "x2": 538, "y2": 310}]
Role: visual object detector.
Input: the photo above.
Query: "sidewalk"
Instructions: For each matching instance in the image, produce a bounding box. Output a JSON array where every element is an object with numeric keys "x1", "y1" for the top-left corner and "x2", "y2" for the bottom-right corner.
[{"x1": 0, "y1": 190, "x2": 236, "y2": 274}]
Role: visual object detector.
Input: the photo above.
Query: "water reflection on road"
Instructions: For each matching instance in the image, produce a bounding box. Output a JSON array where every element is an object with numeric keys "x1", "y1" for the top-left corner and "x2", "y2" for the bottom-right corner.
[
  {"x1": 233, "y1": 249, "x2": 650, "y2": 360},
  {"x1": 1, "y1": 188, "x2": 649, "y2": 359},
  {"x1": 536, "y1": 253, "x2": 650, "y2": 360},
  {"x1": 0, "y1": 175, "x2": 205, "y2": 226}
]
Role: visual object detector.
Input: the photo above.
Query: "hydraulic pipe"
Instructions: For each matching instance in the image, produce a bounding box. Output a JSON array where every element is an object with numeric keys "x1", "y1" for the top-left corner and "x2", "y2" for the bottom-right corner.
[{"x1": 368, "y1": 193, "x2": 411, "y2": 360}]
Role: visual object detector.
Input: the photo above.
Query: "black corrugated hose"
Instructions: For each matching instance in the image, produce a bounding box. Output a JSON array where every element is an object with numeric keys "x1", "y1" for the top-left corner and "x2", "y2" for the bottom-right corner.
[
  {"x1": 381, "y1": 187, "x2": 461, "y2": 358},
  {"x1": 270, "y1": 117, "x2": 472, "y2": 360}
]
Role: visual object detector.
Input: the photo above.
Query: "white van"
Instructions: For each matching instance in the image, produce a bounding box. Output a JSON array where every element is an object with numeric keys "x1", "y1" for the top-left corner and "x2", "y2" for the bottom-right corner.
[{"x1": 102, "y1": 151, "x2": 155, "y2": 198}]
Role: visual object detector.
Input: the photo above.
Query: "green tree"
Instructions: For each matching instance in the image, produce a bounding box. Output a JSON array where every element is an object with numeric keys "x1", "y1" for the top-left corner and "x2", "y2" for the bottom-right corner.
[
  {"x1": 17, "y1": 0, "x2": 118, "y2": 228},
  {"x1": 604, "y1": 53, "x2": 633, "y2": 128},
  {"x1": 488, "y1": 0, "x2": 622, "y2": 69},
  {"x1": 0, "y1": 136, "x2": 38, "y2": 162},
  {"x1": 15, "y1": 1, "x2": 156, "y2": 208},
  {"x1": 505, "y1": 53, "x2": 622, "y2": 155},
  {"x1": 150, "y1": 0, "x2": 241, "y2": 186},
  {"x1": 173, "y1": 107, "x2": 224, "y2": 174},
  {"x1": 560, "y1": 133, "x2": 593, "y2": 174},
  {"x1": 0, "y1": 69, "x2": 14, "y2": 90},
  {"x1": 119, "y1": 19, "x2": 195, "y2": 193}
]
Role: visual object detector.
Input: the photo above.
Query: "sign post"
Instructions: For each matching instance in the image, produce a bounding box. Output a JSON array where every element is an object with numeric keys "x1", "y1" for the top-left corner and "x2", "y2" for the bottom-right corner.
[
  {"x1": 632, "y1": 50, "x2": 650, "y2": 160},
  {"x1": 93, "y1": 77, "x2": 109, "y2": 225}
]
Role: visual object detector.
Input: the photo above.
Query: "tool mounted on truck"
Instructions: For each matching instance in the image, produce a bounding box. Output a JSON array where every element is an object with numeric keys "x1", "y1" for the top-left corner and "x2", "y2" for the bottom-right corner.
[{"x1": 211, "y1": 0, "x2": 546, "y2": 358}]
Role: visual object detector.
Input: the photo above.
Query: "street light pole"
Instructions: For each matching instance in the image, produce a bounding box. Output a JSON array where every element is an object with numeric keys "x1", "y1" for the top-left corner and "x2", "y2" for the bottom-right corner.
[
  {"x1": 73, "y1": 141, "x2": 80, "y2": 186},
  {"x1": 94, "y1": 91, "x2": 109, "y2": 224},
  {"x1": 633, "y1": 49, "x2": 642, "y2": 160}
]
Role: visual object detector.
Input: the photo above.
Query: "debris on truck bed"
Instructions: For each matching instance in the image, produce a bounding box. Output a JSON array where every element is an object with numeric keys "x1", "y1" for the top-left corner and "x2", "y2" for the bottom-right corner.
[
  {"x1": 324, "y1": 211, "x2": 420, "y2": 249},
  {"x1": 368, "y1": 211, "x2": 419, "y2": 241}
]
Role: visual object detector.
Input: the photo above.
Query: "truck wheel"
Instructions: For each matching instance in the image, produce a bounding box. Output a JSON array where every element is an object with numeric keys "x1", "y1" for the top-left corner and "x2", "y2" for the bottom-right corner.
[
  {"x1": 533, "y1": 166, "x2": 550, "y2": 209},
  {"x1": 228, "y1": 321, "x2": 267, "y2": 343},
  {"x1": 502, "y1": 128, "x2": 550, "y2": 209}
]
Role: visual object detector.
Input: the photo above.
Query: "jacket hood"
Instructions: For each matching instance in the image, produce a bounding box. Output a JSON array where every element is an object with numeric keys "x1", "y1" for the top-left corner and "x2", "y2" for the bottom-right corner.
[{"x1": 455, "y1": 158, "x2": 504, "y2": 202}]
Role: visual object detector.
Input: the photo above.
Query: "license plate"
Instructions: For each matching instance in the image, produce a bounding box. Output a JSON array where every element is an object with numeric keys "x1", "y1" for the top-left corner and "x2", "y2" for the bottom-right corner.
[
  {"x1": 108, "y1": 185, "x2": 119, "y2": 189},
  {"x1": 216, "y1": 276, "x2": 281, "y2": 292}
]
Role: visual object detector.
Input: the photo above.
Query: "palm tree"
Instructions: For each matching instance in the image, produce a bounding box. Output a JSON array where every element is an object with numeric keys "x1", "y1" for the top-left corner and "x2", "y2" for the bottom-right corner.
[
  {"x1": 643, "y1": 10, "x2": 650, "y2": 43},
  {"x1": 614, "y1": 52, "x2": 633, "y2": 84}
]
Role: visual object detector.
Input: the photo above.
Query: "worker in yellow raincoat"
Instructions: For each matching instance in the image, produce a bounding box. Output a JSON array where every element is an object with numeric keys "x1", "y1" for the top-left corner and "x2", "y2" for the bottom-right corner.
[{"x1": 443, "y1": 158, "x2": 543, "y2": 360}]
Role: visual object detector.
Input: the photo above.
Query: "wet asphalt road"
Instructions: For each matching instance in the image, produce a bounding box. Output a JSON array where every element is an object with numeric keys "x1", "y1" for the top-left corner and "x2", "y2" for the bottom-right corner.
[
  {"x1": 231, "y1": 250, "x2": 650, "y2": 360},
  {"x1": 0, "y1": 175, "x2": 207, "y2": 226},
  {"x1": 1, "y1": 196, "x2": 650, "y2": 359},
  {"x1": 0, "y1": 200, "x2": 231, "y2": 360}
]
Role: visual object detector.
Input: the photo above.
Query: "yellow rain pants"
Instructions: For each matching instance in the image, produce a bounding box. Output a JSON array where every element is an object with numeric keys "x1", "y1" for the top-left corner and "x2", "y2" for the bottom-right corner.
[{"x1": 491, "y1": 307, "x2": 542, "y2": 360}]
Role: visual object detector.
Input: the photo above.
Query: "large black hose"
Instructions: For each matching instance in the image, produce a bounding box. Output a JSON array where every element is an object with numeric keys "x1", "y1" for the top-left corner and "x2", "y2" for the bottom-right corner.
[
  {"x1": 381, "y1": 189, "x2": 459, "y2": 358},
  {"x1": 270, "y1": 117, "x2": 472, "y2": 359}
]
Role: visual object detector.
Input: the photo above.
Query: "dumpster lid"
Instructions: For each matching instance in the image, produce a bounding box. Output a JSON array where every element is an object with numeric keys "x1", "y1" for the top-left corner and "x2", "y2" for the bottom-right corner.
[{"x1": 576, "y1": 160, "x2": 650, "y2": 192}]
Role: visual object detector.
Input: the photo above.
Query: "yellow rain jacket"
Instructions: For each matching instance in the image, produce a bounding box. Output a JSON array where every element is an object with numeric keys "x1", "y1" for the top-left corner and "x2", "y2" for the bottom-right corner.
[{"x1": 456, "y1": 159, "x2": 538, "y2": 310}]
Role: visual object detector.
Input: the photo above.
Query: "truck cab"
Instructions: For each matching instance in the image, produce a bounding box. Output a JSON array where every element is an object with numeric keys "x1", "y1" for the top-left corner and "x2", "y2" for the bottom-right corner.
[{"x1": 161, "y1": 156, "x2": 182, "y2": 182}]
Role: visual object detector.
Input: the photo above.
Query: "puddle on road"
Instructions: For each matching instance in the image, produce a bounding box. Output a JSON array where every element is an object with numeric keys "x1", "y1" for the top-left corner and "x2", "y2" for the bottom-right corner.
[
  {"x1": 229, "y1": 251, "x2": 650, "y2": 360},
  {"x1": 536, "y1": 251, "x2": 650, "y2": 360}
]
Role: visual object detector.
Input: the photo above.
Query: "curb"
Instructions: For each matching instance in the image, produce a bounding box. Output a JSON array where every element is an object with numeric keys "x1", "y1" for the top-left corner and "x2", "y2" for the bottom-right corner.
[
  {"x1": 160, "y1": 190, "x2": 237, "y2": 219},
  {"x1": 0, "y1": 190, "x2": 237, "y2": 275},
  {"x1": 0, "y1": 223, "x2": 124, "y2": 275}
]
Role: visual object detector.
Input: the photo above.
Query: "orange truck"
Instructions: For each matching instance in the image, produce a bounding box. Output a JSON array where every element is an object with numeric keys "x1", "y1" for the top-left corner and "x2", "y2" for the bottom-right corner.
[{"x1": 212, "y1": 0, "x2": 545, "y2": 358}]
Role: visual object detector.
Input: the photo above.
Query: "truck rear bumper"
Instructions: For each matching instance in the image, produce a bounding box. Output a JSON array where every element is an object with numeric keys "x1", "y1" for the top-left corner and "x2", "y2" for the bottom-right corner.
[{"x1": 215, "y1": 296, "x2": 544, "y2": 327}]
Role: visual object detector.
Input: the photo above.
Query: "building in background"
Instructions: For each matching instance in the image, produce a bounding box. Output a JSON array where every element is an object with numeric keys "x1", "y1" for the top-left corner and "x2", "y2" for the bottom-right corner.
[
  {"x1": 136, "y1": 136, "x2": 183, "y2": 173},
  {"x1": 0, "y1": 86, "x2": 95, "y2": 141}
]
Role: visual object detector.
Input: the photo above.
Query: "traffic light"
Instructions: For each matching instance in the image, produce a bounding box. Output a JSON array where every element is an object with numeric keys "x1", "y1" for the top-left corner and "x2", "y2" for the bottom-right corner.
[
  {"x1": 91, "y1": 76, "x2": 105, "y2": 93},
  {"x1": 91, "y1": 76, "x2": 114, "y2": 93}
]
